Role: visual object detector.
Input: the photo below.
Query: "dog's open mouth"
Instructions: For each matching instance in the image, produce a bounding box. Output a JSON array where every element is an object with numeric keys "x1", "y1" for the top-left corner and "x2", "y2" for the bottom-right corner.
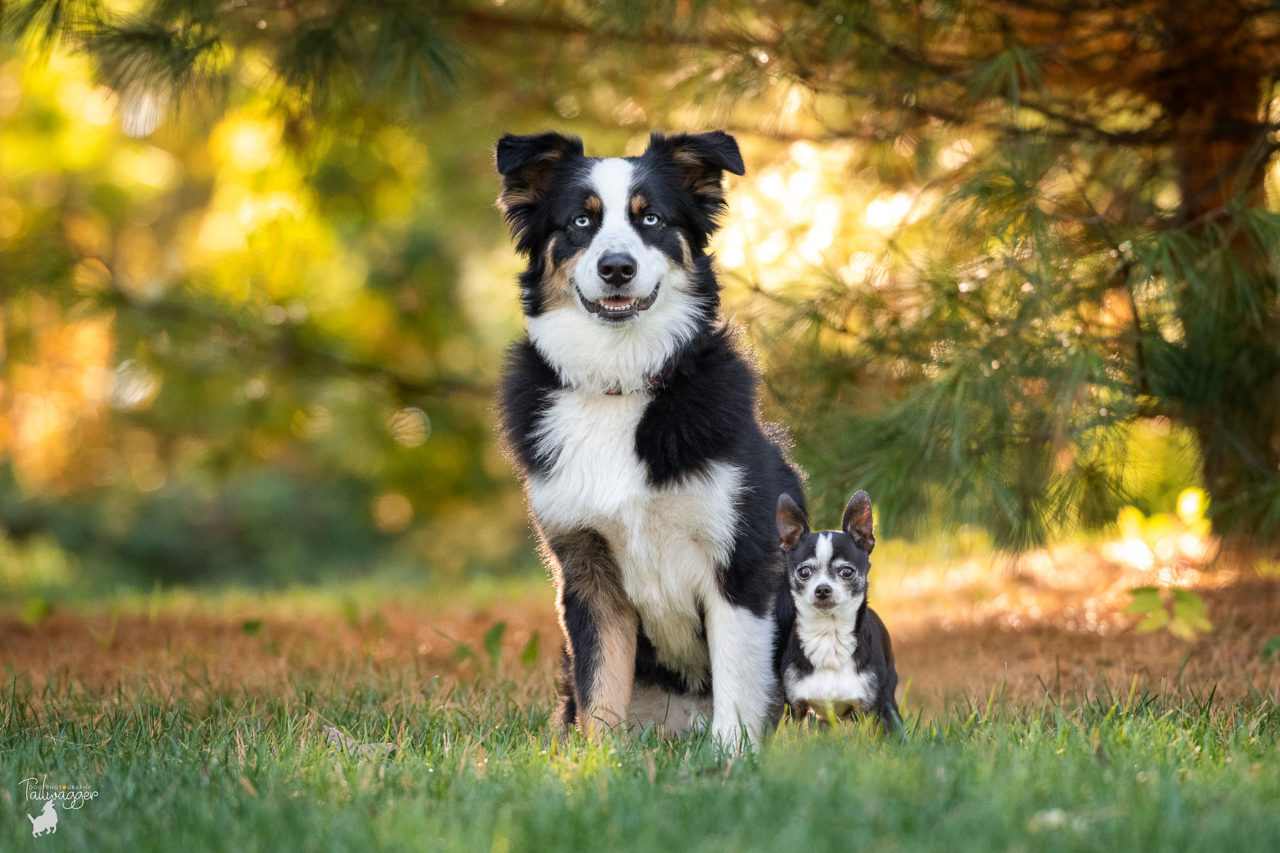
[{"x1": 577, "y1": 285, "x2": 659, "y2": 322}]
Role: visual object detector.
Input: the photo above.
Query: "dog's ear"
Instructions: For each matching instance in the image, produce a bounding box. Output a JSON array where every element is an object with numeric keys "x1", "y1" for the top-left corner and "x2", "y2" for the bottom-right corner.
[
  {"x1": 495, "y1": 132, "x2": 584, "y2": 251},
  {"x1": 644, "y1": 130, "x2": 744, "y2": 234},
  {"x1": 777, "y1": 492, "x2": 809, "y2": 552},
  {"x1": 842, "y1": 490, "x2": 875, "y2": 554},
  {"x1": 647, "y1": 130, "x2": 745, "y2": 179}
]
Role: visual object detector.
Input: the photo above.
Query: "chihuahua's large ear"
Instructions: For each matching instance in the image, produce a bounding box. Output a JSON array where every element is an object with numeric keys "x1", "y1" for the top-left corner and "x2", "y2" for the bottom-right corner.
[
  {"x1": 644, "y1": 131, "x2": 744, "y2": 240},
  {"x1": 841, "y1": 490, "x2": 875, "y2": 554},
  {"x1": 777, "y1": 493, "x2": 809, "y2": 552},
  {"x1": 494, "y1": 132, "x2": 584, "y2": 251}
]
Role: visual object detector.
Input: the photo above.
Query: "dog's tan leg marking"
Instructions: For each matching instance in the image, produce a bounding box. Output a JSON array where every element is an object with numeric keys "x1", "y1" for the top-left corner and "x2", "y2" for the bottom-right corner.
[
  {"x1": 547, "y1": 529, "x2": 638, "y2": 740},
  {"x1": 582, "y1": 603, "x2": 638, "y2": 738}
]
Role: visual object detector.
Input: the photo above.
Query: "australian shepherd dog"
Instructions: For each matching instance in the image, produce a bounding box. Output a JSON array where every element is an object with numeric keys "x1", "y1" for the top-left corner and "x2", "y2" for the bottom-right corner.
[{"x1": 494, "y1": 130, "x2": 803, "y2": 748}]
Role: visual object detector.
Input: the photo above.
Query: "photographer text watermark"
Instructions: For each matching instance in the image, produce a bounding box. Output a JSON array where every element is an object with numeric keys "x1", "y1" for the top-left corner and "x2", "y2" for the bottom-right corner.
[{"x1": 19, "y1": 776, "x2": 100, "y2": 839}]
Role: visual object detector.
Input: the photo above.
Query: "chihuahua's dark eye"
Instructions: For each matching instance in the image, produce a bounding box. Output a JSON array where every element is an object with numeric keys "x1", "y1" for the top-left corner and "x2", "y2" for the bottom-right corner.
[
  {"x1": 796, "y1": 565, "x2": 812, "y2": 580},
  {"x1": 572, "y1": 214, "x2": 591, "y2": 228},
  {"x1": 839, "y1": 566, "x2": 855, "y2": 580}
]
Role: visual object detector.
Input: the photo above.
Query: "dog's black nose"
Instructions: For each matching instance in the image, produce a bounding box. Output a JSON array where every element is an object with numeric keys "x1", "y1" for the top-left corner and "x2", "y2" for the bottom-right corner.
[
  {"x1": 598, "y1": 253, "x2": 637, "y2": 286},
  {"x1": 814, "y1": 583, "x2": 832, "y2": 600}
]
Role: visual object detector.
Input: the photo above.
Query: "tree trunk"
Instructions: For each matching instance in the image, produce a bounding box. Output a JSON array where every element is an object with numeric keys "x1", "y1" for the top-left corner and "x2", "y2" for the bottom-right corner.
[
  {"x1": 999, "y1": 0, "x2": 1280, "y2": 552},
  {"x1": 1161, "y1": 9, "x2": 1280, "y2": 555}
]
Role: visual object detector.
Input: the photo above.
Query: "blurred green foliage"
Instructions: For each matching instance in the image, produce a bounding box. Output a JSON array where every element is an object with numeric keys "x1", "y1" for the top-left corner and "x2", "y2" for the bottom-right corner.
[
  {"x1": 0, "y1": 44, "x2": 529, "y2": 589},
  {"x1": 3, "y1": 0, "x2": 1278, "y2": 594},
  {"x1": 1125, "y1": 586, "x2": 1213, "y2": 640}
]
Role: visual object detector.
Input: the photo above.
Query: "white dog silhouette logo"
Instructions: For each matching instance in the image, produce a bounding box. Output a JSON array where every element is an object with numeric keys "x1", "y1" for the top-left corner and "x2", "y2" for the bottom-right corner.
[{"x1": 28, "y1": 800, "x2": 58, "y2": 837}]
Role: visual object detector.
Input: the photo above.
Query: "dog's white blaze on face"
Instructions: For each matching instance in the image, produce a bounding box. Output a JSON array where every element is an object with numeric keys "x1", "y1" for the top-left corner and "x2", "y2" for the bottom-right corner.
[
  {"x1": 813, "y1": 531, "x2": 834, "y2": 569},
  {"x1": 525, "y1": 156, "x2": 703, "y2": 393},
  {"x1": 573, "y1": 159, "x2": 667, "y2": 304},
  {"x1": 529, "y1": 389, "x2": 745, "y2": 689}
]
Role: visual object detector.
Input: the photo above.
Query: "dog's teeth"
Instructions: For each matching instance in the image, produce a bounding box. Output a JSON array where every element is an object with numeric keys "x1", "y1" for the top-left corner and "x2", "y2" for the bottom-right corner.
[{"x1": 576, "y1": 285, "x2": 658, "y2": 318}]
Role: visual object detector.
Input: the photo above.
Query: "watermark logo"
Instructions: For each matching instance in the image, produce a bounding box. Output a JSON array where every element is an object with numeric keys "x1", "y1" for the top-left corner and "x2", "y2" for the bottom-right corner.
[
  {"x1": 26, "y1": 800, "x2": 57, "y2": 837},
  {"x1": 19, "y1": 777, "x2": 99, "y2": 839}
]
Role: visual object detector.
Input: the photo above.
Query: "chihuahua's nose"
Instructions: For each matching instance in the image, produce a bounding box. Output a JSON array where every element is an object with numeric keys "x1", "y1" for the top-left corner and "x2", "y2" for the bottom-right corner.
[
  {"x1": 814, "y1": 583, "x2": 833, "y2": 600},
  {"x1": 598, "y1": 253, "x2": 636, "y2": 287}
]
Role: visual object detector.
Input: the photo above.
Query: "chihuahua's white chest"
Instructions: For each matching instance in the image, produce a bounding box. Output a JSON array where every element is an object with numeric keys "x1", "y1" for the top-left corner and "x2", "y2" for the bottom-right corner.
[
  {"x1": 784, "y1": 612, "x2": 878, "y2": 714},
  {"x1": 785, "y1": 661, "x2": 878, "y2": 716}
]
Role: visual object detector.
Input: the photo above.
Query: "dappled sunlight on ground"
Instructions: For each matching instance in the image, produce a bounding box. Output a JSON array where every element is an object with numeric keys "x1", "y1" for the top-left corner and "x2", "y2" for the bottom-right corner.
[
  {"x1": 875, "y1": 536, "x2": 1279, "y2": 710},
  {"x1": 879, "y1": 539, "x2": 1232, "y2": 638},
  {"x1": 3, "y1": 540, "x2": 1278, "y2": 720}
]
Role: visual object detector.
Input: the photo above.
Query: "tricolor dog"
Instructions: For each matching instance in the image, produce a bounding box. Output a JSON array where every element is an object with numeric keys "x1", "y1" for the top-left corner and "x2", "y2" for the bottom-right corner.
[
  {"x1": 495, "y1": 130, "x2": 803, "y2": 748},
  {"x1": 776, "y1": 490, "x2": 902, "y2": 733}
]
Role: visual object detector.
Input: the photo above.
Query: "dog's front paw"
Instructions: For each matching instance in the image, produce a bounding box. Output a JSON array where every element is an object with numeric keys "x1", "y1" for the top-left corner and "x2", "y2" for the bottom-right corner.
[
  {"x1": 710, "y1": 717, "x2": 760, "y2": 753},
  {"x1": 580, "y1": 707, "x2": 631, "y2": 744}
]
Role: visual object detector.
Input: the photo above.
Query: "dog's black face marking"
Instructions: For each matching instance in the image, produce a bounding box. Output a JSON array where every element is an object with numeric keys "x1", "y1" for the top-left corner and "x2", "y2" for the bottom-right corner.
[
  {"x1": 637, "y1": 130, "x2": 744, "y2": 253},
  {"x1": 495, "y1": 131, "x2": 587, "y2": 254}
]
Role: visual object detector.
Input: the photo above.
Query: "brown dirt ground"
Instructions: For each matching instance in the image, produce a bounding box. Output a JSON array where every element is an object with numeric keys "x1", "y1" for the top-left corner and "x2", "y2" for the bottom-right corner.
[{"x1": 4, "y1": 544, "x2": 1279, "y2": 717}]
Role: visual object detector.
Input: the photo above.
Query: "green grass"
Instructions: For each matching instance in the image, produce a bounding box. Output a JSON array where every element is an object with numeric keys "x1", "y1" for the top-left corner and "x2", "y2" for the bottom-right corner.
[{"x1": 3, "y1": 668, "x2": 1279, "y2": 852}]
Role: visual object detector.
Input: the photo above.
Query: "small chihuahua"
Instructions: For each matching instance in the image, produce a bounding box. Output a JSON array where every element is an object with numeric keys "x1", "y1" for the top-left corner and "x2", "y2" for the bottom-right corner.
[{"x1": 776, "y1": 490, "x2": 901, "y2": 733}]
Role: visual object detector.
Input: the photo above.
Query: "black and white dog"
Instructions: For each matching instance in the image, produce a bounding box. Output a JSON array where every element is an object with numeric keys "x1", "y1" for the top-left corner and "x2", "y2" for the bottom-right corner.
[
  {"x1": 494, "y1": 130, "x2": 804, "y2": 747},
  {"x1": 776, "y1": 491, "x2": 901, "y2": 733}
]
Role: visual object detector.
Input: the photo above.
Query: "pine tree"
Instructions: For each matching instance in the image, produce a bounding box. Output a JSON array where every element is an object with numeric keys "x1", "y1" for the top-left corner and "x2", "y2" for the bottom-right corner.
[{"x1": 718, "y1": 0, "x2": 1280, "y2": 551}]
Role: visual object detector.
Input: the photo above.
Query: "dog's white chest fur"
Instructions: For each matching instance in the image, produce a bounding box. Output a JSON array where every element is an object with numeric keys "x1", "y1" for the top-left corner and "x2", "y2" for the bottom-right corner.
[
  {"x1": 529, "y1": 388, "x2": 742, "y2": 686},
  {"x1": 785, "y1": 604, "x2": 878, "y2": 714}
]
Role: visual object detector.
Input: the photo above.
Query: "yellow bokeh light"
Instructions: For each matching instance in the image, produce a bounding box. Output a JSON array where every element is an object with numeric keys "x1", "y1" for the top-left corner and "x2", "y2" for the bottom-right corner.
[
  {"x1": 372, "y1": 492, "x2": 414, "y2": 533},
  {"x1": 938, "y1": 138, "x2": 975, "y2": 170},
  {"x1": 715, "y1": 137, "x2": 931, "y2": 297},
  {"x1": 214, "y1": 116, "x2": 281, "y2": 173},
  {"x1": 0, "y1": 197, "x2": 24, "y2": 239},
  {"x1": 236, "y1": 192, "x2": 302, "y2": 229},
  {"x1": 864, "y1": 192, "x2": 914, "y2": 231},
  {"x1": 197, "y1": 210, "x2": 247, "y2": 253},
  {"x1": 82, "y1": 86, "x2": 118, "y2": 126},
  {"x1": 0, "y1": 63, "x2": 21, "y2": 118},
  {"x1": 1176, "y1": 488, "x2": 1207, "y2": 525},
  {"x1": 110, "y1": 146, "x2": 179, "y2": 190},
  {"x1": 2, "y1": 309, "x2": 114, "y2": 492},
  {"x1": 119, "y1": 86, "x2": 165, "y2": 138}
]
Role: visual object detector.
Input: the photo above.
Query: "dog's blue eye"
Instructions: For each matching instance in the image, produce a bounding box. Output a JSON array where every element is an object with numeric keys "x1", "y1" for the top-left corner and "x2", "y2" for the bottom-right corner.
[
  {"x1": 572, "y1": 215, "x2": 591, "y2": 228},
  {"x1": 642, "y1": 213, "x2": 661, "y2": 227}
]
